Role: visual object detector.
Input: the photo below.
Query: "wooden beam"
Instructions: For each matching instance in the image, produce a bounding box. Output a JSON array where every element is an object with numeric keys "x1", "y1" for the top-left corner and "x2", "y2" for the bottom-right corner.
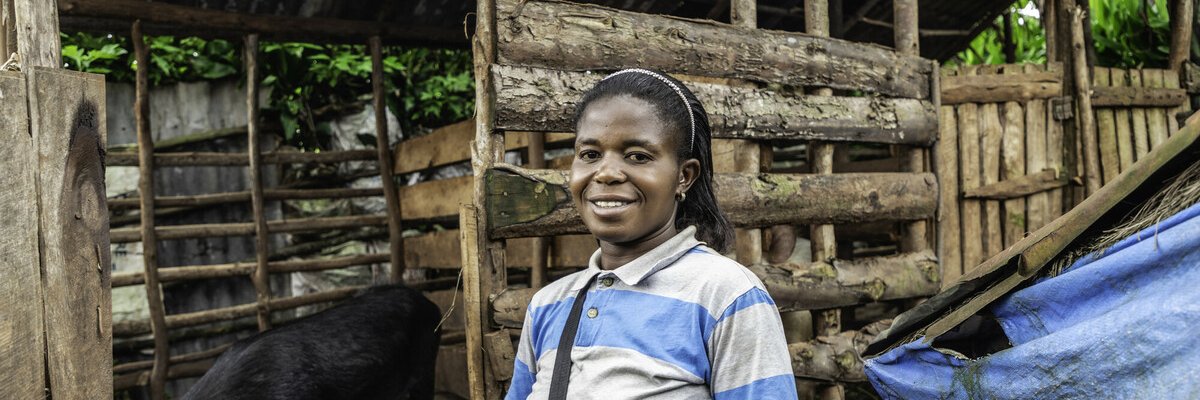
[
  {"x1": 108, "y1": 187, "x2": 384, "y2": 210},
  {"x1": 940, "y1": 71, "x2": 1063, "y2": 104},
  {"x1": 495, "y1": 0, "x2": 931, "y2": 99},
  {"x1": 244, "y1": 34, "x2": 273, "y2": 332},
  {"x1": 14, "y1": 0, "x2": 58, "y2": 68},
  {"x1": 56, "y1": 0, "x2": 466, "y2": 48},
  {"x1": 109, "y1": 214, "x2": 390, "y2": 243},
  {"x1": 1090, "y1": 86, "x2": 1188, "y2": 107},
  {"x1": 0, "y1": 71, "x2": 44, "y2": 400},
  {"x1": 484, "y1": 165, "x2": 937, "y2": 238},
  {"x1": 494, "y1": 252, "x2": 939, "y2": 327},
  {"x1": 399, "y1": 176, "x2": 472, "y2": 221},
  {"x1": 391, "y1": 118, "x2": 574, "y2": 175},
  {"x1": 1168, "y1": 0, "x2": 1193, "y2": 71},
  {"x1": 492, "y1": 65, "x2": 937, "y2": 145}
]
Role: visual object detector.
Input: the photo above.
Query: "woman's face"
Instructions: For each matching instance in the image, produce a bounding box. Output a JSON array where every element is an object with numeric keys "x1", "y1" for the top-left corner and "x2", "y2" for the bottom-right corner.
[{"x1": 570, "y1": 95, "x2": 698, "y2": 248}]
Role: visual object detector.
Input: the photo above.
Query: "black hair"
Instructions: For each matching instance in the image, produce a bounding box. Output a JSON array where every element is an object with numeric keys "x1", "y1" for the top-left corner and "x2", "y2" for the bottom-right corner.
[{"x1": 573, "y1": 70, "x2": 735, "y2": 253}]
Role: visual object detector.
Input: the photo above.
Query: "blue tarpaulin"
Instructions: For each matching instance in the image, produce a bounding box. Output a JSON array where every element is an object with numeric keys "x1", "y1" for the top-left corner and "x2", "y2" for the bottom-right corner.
[{"x1": 865, "y1": 201, "x2": 1200, "y2": 399}]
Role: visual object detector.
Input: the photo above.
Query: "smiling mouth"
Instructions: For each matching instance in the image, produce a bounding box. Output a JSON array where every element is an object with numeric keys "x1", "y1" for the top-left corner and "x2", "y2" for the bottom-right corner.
[{"x1": 593, "y1": 200, "x2": 632, "y2": 208}]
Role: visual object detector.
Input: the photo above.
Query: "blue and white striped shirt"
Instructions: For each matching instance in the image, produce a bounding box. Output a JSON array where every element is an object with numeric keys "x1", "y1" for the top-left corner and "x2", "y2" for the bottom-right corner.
[{"x1": 506, "y1": 226, "x2": 797, "y2": 399}]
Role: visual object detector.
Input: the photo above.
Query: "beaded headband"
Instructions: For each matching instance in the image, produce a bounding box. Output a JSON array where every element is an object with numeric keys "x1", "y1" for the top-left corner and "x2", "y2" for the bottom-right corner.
[{"x1": 602, "y1": 68, "x2": 695, "y2": 151}]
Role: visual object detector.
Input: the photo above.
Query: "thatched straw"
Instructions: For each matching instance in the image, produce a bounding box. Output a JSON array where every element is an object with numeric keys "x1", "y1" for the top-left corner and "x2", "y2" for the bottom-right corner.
[{"x1": 1049, "y1": 160, "x2": 1200, "y2": 276}]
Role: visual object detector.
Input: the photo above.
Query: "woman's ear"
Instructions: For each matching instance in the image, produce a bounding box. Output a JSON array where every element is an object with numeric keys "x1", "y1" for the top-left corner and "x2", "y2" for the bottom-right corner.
[{"x1": 678, "y1": 158, "x2": 701, "y2": 193}]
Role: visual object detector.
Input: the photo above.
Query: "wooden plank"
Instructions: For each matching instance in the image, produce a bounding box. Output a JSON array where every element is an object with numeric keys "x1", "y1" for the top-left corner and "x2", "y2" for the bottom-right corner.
[
  {"x1": 978, "y1": 81, "x2": 1004, "y2": 259},
  {"x1": 1164, "y1": 68, "x2": 1184, "y2": 135},
  {"x1": 940, "y1": 71, "x2": 1062, "y2": 104},
  {"x1": 14, "y1": 0, "x2": 58, "y2": 68},
  {"x1": 0, "y1": 71, "x2": 45, "y2": 400},
  {"x1": 399, "y1": 176, "x2": 472, "y2": 221},
  {"x1": 491, "y1": 64, "x2": 938, "y2": 146},
  {"x1": 1024, "y1": 64, "x2": 1050, "y2": 232},
  {"x1": 1094, "y1": 67, "x2": 1120, "y2": 184},
  {"x1": 109, "y1": 214, "x2": 391, "y2": 243},
  {"x1": 1129, "y1": 69, "x2": 1151, "y2": 162},
  {"x1": 962, "y1": 168, "x2": 1066, "y2": 200},
  {"x1": 29, "y1": 67, "x2": 111, "y2": 399},
  {"x1": 1071, "y1": 7, "x2": 1102, "y2": 197},
  {"x1": 494, "y1": 0, "x2": 932, "y2": 99},
  {"x1": 459, "y1": 206, "x2": 487, "y2": 400},
  {"x1": 936, "y1": 66, "x2": 962, "y2": 284},
  {"x1": 1089, "y1": 86, "x2": 1187, "y2": 107},
  {"x1": 957, "y1": 65, "x2": 984, "y2": 270},
  {"x1": 1001, "y1": 65, "x2": 1026, "y2": 248},
  {"x1": 391, "y1": 119, "x2": 575, "y2": 175},
  {"x1": 370, "y1": 37, "x2": 406, "y2": 284},
  {"x1": 400, "y1": 229, "x2": 596, "y2": 270},
  {"x1": 1145, "y1": 69, "x2": 1170, "y2": 149},
  {"x1": 484, "y1": 166, "x2": 938, "y2": 239},
  {"x1": 1110, "y1": 69, "x2": 1135, "y2": 173},
  {"x1": 245, "y1": 34, "x2": 273, "y2": 332},
  {"x1": 492, "y1": 251, "x2": 940, "y2": 327},
  {"x1": 57, "y1": 0, "x2": 465, "y2": 48}
]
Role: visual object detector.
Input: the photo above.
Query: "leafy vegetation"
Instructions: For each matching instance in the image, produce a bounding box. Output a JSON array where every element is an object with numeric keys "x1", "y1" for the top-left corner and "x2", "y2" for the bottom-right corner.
[
  {"x1": 61, "y1": 32, "x2": 473, "y2": 149},
  {"x1": 951, "y1": 0, "x2": 1172, "y2": 68}
]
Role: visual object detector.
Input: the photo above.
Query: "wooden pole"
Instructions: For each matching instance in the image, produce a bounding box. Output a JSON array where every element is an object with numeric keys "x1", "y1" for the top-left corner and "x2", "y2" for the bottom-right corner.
[
  {"x1": 1071, "y1": 6, "x2": 1102, "y2": 196},
  {"x1": 730, "y1": 0, "x2": 763, "y2": 267},
  {"x1": 805, "y1": 1, "x2": 843, "y2": 398},
  {"x1": 895, "y1": 0, "x2": 929, "y2": 256},
  {"x1": 369, "y1": 36, "x2": 407, "y2": 284},
  {"x1": 132, "y1": 20, "x2": 170, "y2": 400},
  {"x1": 470, "y1": 0, "x2": 504, "y2": 397},
  {"x1": 13, "y1": 0, "x2": 57, "y2": 69},
  {"x1": 1, "y1": 0, "x2": 14, "y2": 59},
  {"x1": 1169, "y1": 0, "x2": 1194, "y2": 71},
  {"x1": 244, "y1": 34, "x2": 273, "y2": 332},
  {"x1": 528, "y1": 132, "x2": 548, "y2": 289}
]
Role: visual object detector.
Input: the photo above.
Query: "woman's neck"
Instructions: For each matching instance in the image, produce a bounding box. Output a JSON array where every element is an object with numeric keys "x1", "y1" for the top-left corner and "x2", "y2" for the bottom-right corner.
[{"x1": 597, "y1": 223, "x2": 678, "y2": 270}]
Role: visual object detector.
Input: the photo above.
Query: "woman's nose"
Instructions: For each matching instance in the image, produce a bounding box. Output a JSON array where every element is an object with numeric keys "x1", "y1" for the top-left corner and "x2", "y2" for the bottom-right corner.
[{"x1": 593, "y1": 157, "x2": 625, "y2": 184}]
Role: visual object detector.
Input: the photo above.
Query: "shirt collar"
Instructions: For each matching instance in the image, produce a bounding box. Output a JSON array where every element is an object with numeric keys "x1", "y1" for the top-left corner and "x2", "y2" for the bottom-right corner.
[{"x1": 572, "y1": 226, "x2": 702, "y2": 291}]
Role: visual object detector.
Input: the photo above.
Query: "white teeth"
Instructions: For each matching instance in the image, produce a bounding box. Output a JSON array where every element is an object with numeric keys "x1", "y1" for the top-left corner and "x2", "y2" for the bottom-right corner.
[{"x1": 594, "y1": 201, "x2": 629, "y2": 208}]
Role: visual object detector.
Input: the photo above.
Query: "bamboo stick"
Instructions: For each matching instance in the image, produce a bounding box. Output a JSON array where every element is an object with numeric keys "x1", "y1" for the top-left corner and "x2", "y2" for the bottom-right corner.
[
  {"x1": 105, "y1": 149, "x2": 378, "y2": 166},
  {"x1": 1071, "y1": 6, "x2": 1102, "y2": 196},
  {"x1": 109, "y1": 214, "x2": 390, "y2": 243},
  {"x1": 245, "y1": 33, "x2": 272, "y2": 332},
  {"x1": 370, "y1": 37, "x2": 406, "y2": 285},
  {"x1": 108, "y1": 188, "x2": 383, "y2": 210},
  {"x1": 131, "y1": 20, "x2": 170, "y2": 400}
]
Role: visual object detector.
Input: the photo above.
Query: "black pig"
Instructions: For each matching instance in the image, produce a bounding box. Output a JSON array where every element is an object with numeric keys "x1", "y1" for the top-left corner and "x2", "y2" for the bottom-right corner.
[{"x1": 182, "y1": 284, "x2": 440, "y2": 400}]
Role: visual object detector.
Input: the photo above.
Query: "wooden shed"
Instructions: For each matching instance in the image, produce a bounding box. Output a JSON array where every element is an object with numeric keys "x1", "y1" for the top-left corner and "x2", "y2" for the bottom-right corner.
[{"x1": 0, "y1": 0, "x2": 1195, "y2": 399}]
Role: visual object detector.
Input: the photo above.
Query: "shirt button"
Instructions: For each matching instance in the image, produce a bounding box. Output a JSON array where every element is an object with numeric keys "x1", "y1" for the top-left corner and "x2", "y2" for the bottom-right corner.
[
  {"x1": 600, "y1": 277, "x2": 614, "y2": 287},
  {"x1": 587, "y1": 308, "x2": 599, "y2": 318}
]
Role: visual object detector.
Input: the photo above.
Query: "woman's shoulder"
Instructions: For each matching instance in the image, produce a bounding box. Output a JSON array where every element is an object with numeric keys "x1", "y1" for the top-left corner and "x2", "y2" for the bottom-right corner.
[
  {"x1": 646, "y1": 245, "x2": 770, "y2": 315},
  {"x1": 526, "y1": 268, "x2": 596, "y2": 311},
  {"x1": 674, "y1": 245, "x2": 765, "y2": 289}
]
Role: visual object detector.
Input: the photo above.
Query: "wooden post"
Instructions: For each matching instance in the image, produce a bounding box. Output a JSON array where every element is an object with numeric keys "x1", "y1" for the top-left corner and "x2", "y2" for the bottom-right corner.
[
  {"x1": 528, "y1": 131, "x2": 549, "y2": 289},
  {"x1": 895, "y1": 0, "x2": 928, "y2": 255},
  {"x1": 459, "y1": 205, "x2": 487, "y2": 400},
  {"x1": 1, "y1": 0, "x2": 14, "y2": 58},
  {"x1": 369, "y1": 36, "x2": 407, "y2": 284},
  {"x1": 1044, "y1": 0, "x2": 1058, "y2": 63},
  {"x1": 244, "y1": 34, "x2": 273, "y2": 332},
  {"x1": 730, "y1": 0, "x2": 763, "y2": 267},
  {"x1": 1169, "y1": 0, "x2": 1194, "y2": 71},
  {"x1": 132, "y1": 20, "x2": 171, "y2": 400},
  {"x1": 805, "y1": 2, "x2": 843, "y2": 399},
  {"x1": 1070, "y1": 6, "x2": 1102, "y2": 196},
  {"x1": 470, "y1": 0, "x2": 504, "y2": 397},
  {"x1": 13, "y1": 0, "x2": 57, "y2": 69}
]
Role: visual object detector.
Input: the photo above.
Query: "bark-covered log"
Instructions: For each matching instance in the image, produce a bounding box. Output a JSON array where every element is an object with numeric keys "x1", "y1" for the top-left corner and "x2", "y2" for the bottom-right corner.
[
  {"x1": 754, "y1": 251, "x2": 940, "y2": 310},
  {"x1": 484, "y1": 165, "x2": 938, "y2": 239},
  {"x1": 789, "y1": 320, "x2": 892, "y2": 381},
  {"x1": 491, "y1": 65, "x2": 937, "y2": 145},
  {"x1": 940, "y1": 71, "x2": 1062, "y2": 104},
  {"x1": 495, "y1": 0, "x2": 932, "y2": 99},
  {"x1": 491, "y1": 252, "x2": 938, "y2": 327}
]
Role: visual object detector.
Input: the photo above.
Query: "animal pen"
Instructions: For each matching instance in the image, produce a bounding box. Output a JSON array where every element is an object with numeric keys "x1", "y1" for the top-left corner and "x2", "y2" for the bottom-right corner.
[{"x1": 1, "y1": 0, "x2": 1196, "y2": 399}]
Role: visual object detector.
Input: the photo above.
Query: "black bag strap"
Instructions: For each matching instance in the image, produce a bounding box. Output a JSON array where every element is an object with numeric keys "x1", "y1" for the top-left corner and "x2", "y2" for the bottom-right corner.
[{"x1": 548, "y1": 275, "x2": 598, "y2": 400}]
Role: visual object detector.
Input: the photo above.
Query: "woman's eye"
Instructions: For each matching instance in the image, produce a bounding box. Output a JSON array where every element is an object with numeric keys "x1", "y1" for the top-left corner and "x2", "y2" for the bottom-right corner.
[
  {"x1": 628, "y1": 153, "x2": 651, "y2": 163},
  {"x1": 579, "y1": 150, "x2": 599, "y2": 161}
]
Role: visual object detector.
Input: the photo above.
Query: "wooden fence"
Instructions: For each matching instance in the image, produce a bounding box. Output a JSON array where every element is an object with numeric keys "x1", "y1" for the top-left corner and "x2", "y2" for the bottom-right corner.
[{"x1": 936, "y1": 62, "x2": 1190, "y2": 283}]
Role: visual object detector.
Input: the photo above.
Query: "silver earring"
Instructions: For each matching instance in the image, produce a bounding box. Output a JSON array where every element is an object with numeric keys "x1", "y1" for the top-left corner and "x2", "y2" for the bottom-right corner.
[{"x1": 676, "y1": 192, "x2": 686, "y2": 202}]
